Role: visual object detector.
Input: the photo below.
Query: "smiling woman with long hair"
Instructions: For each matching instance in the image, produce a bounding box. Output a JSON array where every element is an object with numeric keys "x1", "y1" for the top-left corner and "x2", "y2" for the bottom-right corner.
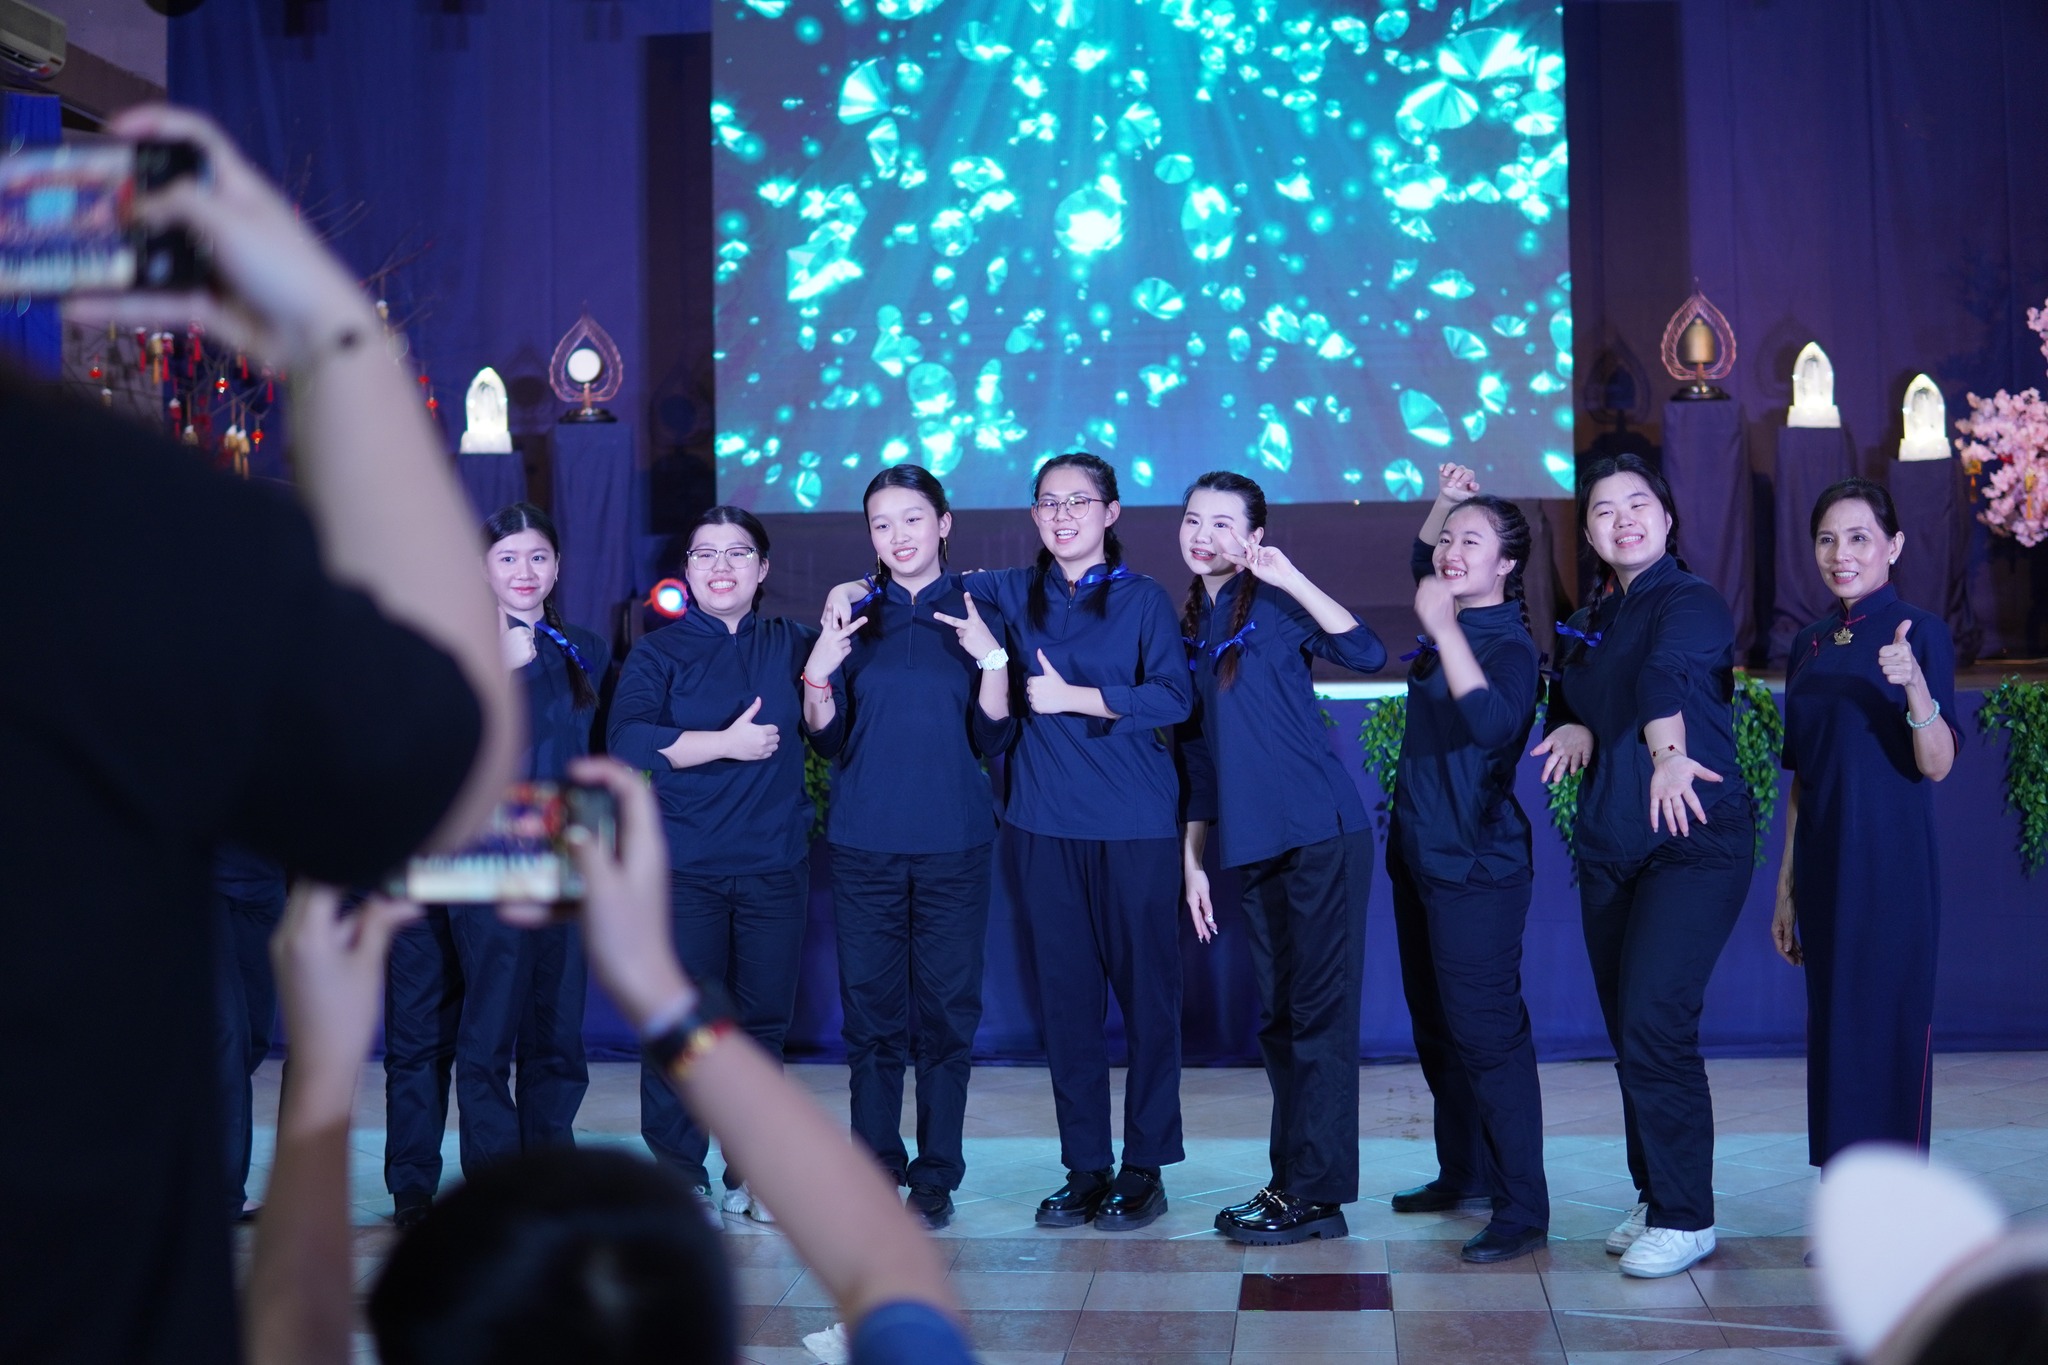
[
  {"x1": 803, "y1": 464, "x2": 1016, "y2": 1229},
  {"x1": 1174, "y1": 469, "x2": 1385, "y2": 1246}
]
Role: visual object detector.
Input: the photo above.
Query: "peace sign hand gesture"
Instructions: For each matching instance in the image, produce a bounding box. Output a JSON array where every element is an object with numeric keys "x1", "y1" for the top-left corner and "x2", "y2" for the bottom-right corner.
[
  {"x1": 802, "y1": 614, "x2": 867, "y2": 688},
  {"x1": 933, "y1": 595, "x2": 1001, "y2": 662}
]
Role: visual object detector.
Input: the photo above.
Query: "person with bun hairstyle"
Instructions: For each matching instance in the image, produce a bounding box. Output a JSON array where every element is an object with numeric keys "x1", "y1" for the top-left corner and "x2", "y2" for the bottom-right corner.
[
  {"x1": 803, "y1": 465, "x2": 1017, "y2": 1229},
  {"x1": 895, "y1": 453, "x2": 1191, "y2": 1230},
  {"x1": 1174, "y1": 470, "x2": 1386, "y2": 1245},
  {"x1": 609, "y1": 505, "x2": 829, "y2": 1224},
  {"x1": 1384, "y1": 464, "x2": 1547, "y2": 1263},
  {"x1": 382, "y1": 502, "x2": 606, "y2": 1226},
  {"x1": 1532, "y1": 452, "x2": 1753, "y2": 1279},
  {"x1": 1774, "y1": 477, "x2": 1957, "y2": 1164}
]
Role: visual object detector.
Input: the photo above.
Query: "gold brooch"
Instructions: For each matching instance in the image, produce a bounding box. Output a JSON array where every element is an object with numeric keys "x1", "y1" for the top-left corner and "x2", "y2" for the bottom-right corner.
[{"x1": 1832, "y1": 625, "x2": 1853, "y2": 646}]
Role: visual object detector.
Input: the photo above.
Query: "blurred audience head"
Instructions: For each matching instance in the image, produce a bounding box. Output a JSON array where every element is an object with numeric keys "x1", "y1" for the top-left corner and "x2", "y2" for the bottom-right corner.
[
  {"x1": 367, "y1": 1146, "x2": 735, "y2": 1365},
  {"x1": 1816, "y1": 1145, "x2": 2048, "y2": 1365}
]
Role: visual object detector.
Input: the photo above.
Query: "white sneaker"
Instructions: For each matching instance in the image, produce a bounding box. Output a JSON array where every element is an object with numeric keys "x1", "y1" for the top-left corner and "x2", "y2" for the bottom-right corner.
[
  {"x1": 1604, "y1": 1201, "x2": 1649, "y2": 1255},
  {"x1": 1619, "y1": 1224, "x2": 1716, "y2": 1278},
  {"x1": 723, "y1": 1181, "x2": 776, "y2": 1224},
  {"x1": 802, "y1": 1321, "x2": 850, "y2": 1365}
]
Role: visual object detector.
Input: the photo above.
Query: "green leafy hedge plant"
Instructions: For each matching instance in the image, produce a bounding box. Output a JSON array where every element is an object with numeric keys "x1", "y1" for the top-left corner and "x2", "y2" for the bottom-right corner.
[{"x1": 1979, "y1": 677, "x2": 2048, "y2": 877}]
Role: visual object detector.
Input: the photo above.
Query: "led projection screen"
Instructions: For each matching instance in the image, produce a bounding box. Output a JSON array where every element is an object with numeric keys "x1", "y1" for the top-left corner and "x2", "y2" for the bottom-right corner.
[{"x1": 712, "y1": 0, "x2": 1571, "y2": 511}]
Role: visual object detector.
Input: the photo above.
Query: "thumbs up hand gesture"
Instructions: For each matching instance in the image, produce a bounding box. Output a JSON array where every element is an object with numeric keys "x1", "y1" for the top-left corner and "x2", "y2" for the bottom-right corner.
[
  {"x1": 722, "y1": 697, "x2": 781, "y2": 761},
  {"x1": 1027, "y1": 649, "x2": 1079, "y2": 716},
  {"x1": 1877, "y1": 619, "x2": 1922, "y2": 689}
]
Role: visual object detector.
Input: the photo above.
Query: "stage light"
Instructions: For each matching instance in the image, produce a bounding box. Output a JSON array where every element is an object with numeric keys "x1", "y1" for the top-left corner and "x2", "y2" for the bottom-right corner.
[{"x1": 648, "y1": 578, "x2": 690, "y2": 618}]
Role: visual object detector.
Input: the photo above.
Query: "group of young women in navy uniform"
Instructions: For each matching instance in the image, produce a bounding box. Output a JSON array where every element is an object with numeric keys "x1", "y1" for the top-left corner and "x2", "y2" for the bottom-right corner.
[{"x1": 370, "y1": 449, "x2": 1954, "y2": 1280}]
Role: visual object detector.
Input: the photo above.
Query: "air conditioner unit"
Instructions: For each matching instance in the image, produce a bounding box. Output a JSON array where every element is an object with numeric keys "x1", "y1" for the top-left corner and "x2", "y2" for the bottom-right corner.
[{"x1": 0, "y1": 0, "x2": 66, "y2": 81}]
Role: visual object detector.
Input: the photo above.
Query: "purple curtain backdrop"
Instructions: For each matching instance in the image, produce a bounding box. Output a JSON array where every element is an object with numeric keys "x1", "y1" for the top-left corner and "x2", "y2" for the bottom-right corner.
[
  {"x1": 1659, "y1": 398, "x2": 1753, "y2": 654},
  {"x1": 0, "y1": 92, "x2": 62, "y2": 375},
  {"x1": 1767, "y1": 426, "x2": 1855, "y2": 665}
]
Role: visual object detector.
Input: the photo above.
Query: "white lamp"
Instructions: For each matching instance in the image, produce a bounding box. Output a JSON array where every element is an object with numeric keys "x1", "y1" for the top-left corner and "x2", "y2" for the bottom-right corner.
[
  {"x1": 1786, "y1": 342, "x2": 1840, "y2": 429},
  {"x1": 1898, "y1": 374, "x2": 1949, "y2": 461},
  {"x1": 459, "y1": 366, "x2": 513, "y2": 453}
]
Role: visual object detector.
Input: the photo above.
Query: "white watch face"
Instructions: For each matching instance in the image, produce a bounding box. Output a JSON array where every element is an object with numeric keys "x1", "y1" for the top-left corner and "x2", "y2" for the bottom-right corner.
[{"x1": 979, "y1": 647, "x2": 1009, "y2": 670}]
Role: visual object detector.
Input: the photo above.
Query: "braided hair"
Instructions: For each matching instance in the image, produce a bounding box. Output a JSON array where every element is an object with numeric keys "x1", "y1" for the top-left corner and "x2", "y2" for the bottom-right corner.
[
  {"x1": 483, "y1": 502, "x2": 598, "y2": 710},
  {"x1": 1027, "y1": 452, "x2": 1125, "y2": 630},
  {"x1": 859, "y1": 464, "x2": 951, "y2": 641},
  {"x1": 1178, "y1": 471, "x2": 1268, "y2": 688}
]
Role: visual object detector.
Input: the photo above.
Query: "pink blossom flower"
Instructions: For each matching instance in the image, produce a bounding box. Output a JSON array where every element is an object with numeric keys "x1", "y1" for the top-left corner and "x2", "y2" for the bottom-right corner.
[{"x1": 1958, "y1": 301, "x2": 2048, "y2": 546}]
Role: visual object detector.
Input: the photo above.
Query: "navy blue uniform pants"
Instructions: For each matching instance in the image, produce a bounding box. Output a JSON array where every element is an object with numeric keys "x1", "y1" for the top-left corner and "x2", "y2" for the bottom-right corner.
[
  {"x1": 1579, "y1": 799, "x2": 1755, "y2": 1232},
  {"x1": 383, "y1": 907, "x2": 461, "y2": 1198},
  {"x1": 832, "y1": 842, "x2": 993, "y2": 1190},
  {"x1": 1238, "y1": 830, "x2": 1372, "y2": 1205},
  {"x1": 642, "y1": 864, "x2": 809, "y2": 1190},
  {"x1": 384, "y1": 910, "x2": 589, "y2": 1199},
  {"x1": 1388, "y1": 839, "x2": 1548, "y2": 1232},
  {"x1": 1005, "y1": 830, "x2": 1184, "y2": 1173},
  {"x1": 214, "y1": 886, "x2": 284, "y2": 1214}
]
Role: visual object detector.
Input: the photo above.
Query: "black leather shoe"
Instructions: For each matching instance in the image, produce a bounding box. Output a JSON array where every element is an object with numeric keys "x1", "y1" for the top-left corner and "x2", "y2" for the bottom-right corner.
[
  {"x1": 1217, "y1": 1189, "x2": 1347, "y2": 1245},
  {"x1": 1214, "y1": 1186, "x2": 1278, "y2": 1229},
  {"x1": 907, "y1": 1184, "x2": 954, "y2": 1230},
  {"x1": 1036, "y1": 1168, "x2": 1113, "y2": 1227},
  {"x1": 1389, "y1": 1181, "x2": 1492, "y2": 1214},
  {"x1": 1094, "y1": 1165, "x2": 1167, "y2": 1231},
  {"x1": 1462, "y1": 1222, "x2": 1547, "y2": 1263},
  {"x1": 392, "y1": 1192, "x2": 432, "y2": 1230}
]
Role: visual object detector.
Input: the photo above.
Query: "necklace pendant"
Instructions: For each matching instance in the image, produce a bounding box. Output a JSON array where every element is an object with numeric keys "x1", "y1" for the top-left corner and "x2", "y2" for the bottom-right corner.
[{"x1": 1832, "y1": 625, "x2": 1853, "y2": 646}]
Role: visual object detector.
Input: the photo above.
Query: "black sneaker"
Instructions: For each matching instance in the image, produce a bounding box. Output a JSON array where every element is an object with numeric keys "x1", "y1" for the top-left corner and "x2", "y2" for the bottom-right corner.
[
  {"x1": 907, "y1": 1184, "x2": 954, "y2": 1230},
  {"x1": 1094, "y1": 1165, "x2": 1167, "y2": 1232},
  {"x1": 1035, "y1": 1168, "x2": 1113, "y2": 1227},
  {"x1": 1217, "y1": 1188, "x2": 1347, "y2": 1245}
]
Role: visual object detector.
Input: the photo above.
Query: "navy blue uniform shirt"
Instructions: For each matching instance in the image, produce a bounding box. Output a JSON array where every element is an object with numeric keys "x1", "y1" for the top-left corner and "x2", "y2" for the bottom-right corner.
[
  {"x1": 608, "y1": 608, "x2": 820, "y2": 875},
  {"x1": 967, "y1": 562, "x2": 1192, "y2": 841},
  {"x1": 512, "y1": 613, "x2": 606, "y2": 781},
  {"x1": 1546, "y1": 553, "x2": 1740, "y2": 864},
  {"x1": 1392, "y1": 540, "x2": 1540, "y2": 883},
  {"x1": 1177, "y1": 571, "x2": 1385, "y2": 868},
  {"x1": 808, "y1": 571, "x2": 1018, "y2": 854}
]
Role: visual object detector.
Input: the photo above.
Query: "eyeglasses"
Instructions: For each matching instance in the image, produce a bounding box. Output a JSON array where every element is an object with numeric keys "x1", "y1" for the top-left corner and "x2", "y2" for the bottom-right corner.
[
  {"x1": 1032, "y1": 494, "x2": 1101, "y2": 519},
  {"x1": 684, "y1": 546, "x2": 760, "y2": 567}
]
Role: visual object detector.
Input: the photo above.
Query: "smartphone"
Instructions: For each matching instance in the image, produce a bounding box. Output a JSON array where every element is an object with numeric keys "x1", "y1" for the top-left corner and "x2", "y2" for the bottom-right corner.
[
  {"x1": 0, "y1": 139, "x2": 208, "y2": 296},
  {"x1": 386, "y1": 782, "x2": 618, "y2": 905}
]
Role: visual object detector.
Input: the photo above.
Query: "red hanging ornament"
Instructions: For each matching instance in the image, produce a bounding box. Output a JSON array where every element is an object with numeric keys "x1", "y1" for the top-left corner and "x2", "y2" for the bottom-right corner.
[
  {"x1": 88, "y1": 363, "x2": 102, "y2": 381},
  {"x1": 215, "y1": 376, "x2": 229, "y2": 395},
  {"x1": 238, "y1": 353, "x2": 249, "y2": 380},
  {"x1": 426, "y1": 395, "x2": 439, "y2": 412},
  {"x1": 251, "y1": 427, "x2": 265, "y2": 446}
]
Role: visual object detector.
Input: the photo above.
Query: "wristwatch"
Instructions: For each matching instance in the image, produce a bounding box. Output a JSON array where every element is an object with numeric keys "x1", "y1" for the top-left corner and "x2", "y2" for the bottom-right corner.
[
  {"x1": 976, "y1": 646, "x2": 1010, "y2": 671},
  {"x1": 640, "y1": 982, "x2": 736, "y2": 1079}
]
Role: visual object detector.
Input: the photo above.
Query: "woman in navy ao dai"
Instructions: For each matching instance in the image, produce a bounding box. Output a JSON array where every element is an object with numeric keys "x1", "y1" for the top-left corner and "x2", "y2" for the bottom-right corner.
[
  {"x1": 1386, "y1": 468, "x2": 1547, "y2": 1264},
  {"x1": 1773, "y1": 478, "x2": 1956, "y2": 1166},
  {"x1": 1175, "y1": 471, "x2": 1386, "y2": 1246}
]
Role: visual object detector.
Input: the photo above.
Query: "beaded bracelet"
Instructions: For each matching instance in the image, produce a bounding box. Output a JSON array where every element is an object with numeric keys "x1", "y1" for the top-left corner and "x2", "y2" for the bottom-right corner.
[{"x1": 1906, "y1": 697, "x2": 1942, "y2": 730}]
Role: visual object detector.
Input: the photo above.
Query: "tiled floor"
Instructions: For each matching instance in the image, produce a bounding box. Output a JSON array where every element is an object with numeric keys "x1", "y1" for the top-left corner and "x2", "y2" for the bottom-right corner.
[{"x1": 248, "y1": 1051, "x2": 2048, "y2": 1363}]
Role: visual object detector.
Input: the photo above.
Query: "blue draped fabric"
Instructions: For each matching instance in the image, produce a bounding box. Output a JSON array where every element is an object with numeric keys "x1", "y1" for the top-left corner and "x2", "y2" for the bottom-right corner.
[{"x1": 0, "y1": 92, "x2": 62, "y2": 374}]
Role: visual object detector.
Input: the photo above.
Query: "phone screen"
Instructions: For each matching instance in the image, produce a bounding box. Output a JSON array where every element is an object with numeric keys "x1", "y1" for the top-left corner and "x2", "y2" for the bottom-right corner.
[
  {"x1": 0, "y1": 140, "x2": 206, "y2": 297},
  {"x1": 387, "y1": 782, "x2": 618, "y2": 905}
]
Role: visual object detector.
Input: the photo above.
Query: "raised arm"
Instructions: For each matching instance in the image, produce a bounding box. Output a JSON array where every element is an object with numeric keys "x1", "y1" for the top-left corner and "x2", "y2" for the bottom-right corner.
[
  {"x1": 1878, "y1": 618, "x2": 1957, "y2": 782},
  {"x1": 81, "y1": 106, "x2": 517, "y2": 851},
  {"x1": 1415, "y1": 461, "x2": 1481, "y2": 548}
]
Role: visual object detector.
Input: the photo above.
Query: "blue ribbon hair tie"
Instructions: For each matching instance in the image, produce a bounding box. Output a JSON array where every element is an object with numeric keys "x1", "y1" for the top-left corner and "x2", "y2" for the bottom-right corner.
[
  {"x1": 1400, "y1": 634, "x2": 1437, "y2": 662},
  {"x1": 1555, "y1": 621, "x2": 1603, "y2": 649},
  {"x1": 1208, "y1": 617, "x2": 1257, "y2": 659},
  {"x1": 850, "y1": 573, "x2": 883, "y2": 613},
  {"x1": 1181, "y1": 634, "x2": 1203, "y2": 670},
  {"x1": 534, "y1": 621, "x2": 595, "y2": 676}
]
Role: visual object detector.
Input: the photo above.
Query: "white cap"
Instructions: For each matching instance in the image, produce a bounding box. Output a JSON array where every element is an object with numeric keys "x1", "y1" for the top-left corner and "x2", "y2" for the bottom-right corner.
[{"x1": 1815, "y1": 1144, "x2": 2048, "y2": 1364}]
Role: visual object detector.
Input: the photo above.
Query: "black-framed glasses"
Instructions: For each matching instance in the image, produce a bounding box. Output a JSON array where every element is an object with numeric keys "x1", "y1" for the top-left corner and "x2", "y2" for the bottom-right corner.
[
  {"x1": 1032, "y1": 494, "x2": 1100, "y2": 519},
  {"x1": 684, "y1": 546, "x2": 760, "y2": 567}
]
